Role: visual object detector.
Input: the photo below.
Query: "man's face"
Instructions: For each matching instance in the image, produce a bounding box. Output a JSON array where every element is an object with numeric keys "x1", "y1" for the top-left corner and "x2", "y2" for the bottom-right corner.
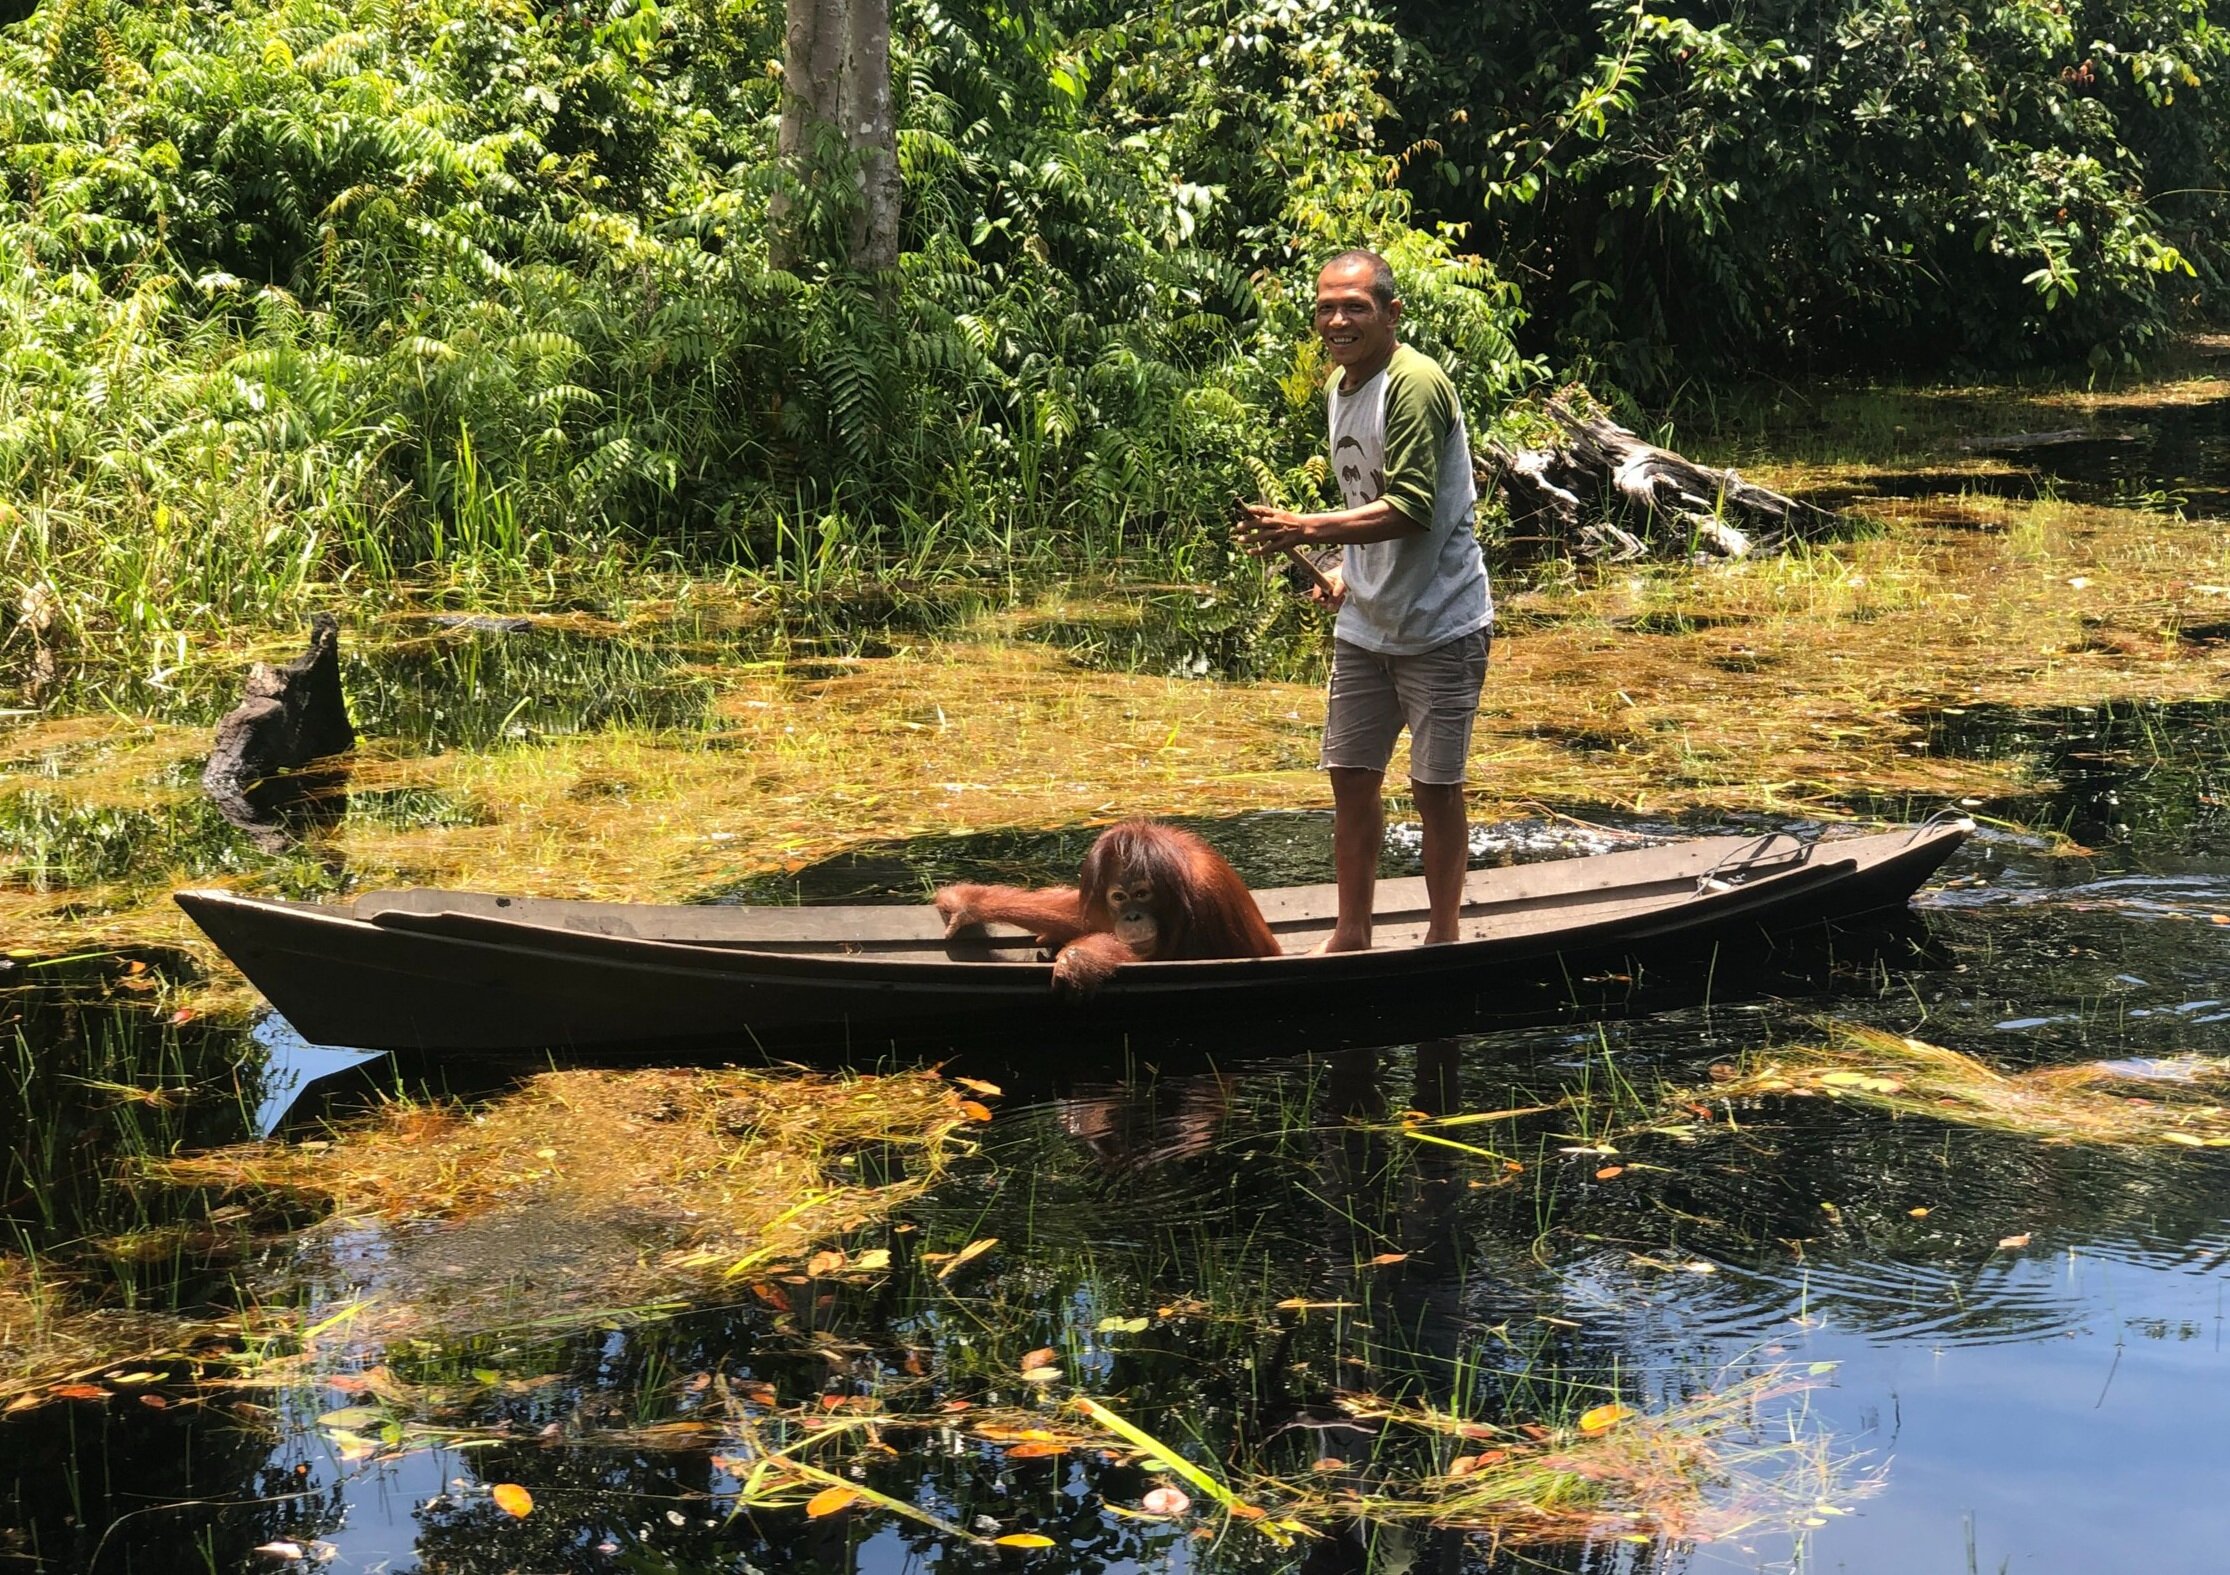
[{"x1": 1313, "y1": 261, "x2": 1400, "y2": 374}]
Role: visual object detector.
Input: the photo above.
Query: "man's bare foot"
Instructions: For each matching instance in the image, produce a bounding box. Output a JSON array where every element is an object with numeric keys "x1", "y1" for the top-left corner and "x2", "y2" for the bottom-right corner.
[
  {"x1": 1421, "y1": 927, "x2": 1460, "y2": 946},
  {"x1": 1313, "y1": 930, "x2": 1372, "y2": 955}
]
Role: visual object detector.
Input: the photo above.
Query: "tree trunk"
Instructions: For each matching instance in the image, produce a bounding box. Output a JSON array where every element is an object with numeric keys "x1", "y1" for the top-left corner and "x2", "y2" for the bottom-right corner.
[
  {"x1": 773, "y1": 0, "x2": 898, "y2": 274},
  {"x1": 1483, "y1": 401, "x2": 1841, "y2": 561}
]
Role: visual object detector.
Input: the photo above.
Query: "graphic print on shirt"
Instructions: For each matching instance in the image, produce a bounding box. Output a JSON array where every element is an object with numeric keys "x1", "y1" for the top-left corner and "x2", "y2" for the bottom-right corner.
[{"x1": 1333, "y1": 434, "x2": 1382, "y2": 508}]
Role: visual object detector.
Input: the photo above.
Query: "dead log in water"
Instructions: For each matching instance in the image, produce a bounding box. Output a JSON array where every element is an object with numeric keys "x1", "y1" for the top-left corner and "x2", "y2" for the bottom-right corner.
[
  {"x1": 1483, "y1": 401, "x2": 1840, "y2": 561},
  {"x1": 202, "y1": 614, "x2": 355, "y2": 848}
]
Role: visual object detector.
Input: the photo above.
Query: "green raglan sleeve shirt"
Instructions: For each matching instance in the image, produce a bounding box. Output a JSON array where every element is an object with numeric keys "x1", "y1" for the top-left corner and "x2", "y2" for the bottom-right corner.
[{"x1": 1326, "y1": 344, "x2": 1492, "y2": 654}]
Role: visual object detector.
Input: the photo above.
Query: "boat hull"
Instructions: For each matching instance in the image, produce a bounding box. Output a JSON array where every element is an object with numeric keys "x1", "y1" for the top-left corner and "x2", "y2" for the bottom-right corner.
[{"x1": 175, "y1": 821, "x2": 1971, "y2": 1056}]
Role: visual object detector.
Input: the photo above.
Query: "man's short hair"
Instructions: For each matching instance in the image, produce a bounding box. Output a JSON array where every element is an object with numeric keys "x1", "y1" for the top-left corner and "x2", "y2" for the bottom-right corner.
[{"x1": 1320, "y1": 248, "x2": 1399, "y2": 308}]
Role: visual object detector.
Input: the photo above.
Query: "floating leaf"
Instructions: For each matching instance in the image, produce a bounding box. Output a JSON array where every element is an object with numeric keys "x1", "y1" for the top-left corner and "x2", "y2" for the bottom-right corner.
[
  {"x1": 958, "y1": 1100, "x2": 996, "y2": 1122},
  {"x1": 1019, "y1": 1347, "x2": 1059, "y2": 1372},
  {"x1": 50, "y1": 1384, "x2": 106, "y2": 1401},
  {"x1": 491, "y1": 1483, "x2": 534, "y2": 1518},
  {"x1": 935, "y1": 1237, "x2": 999, "y2": 1280},
  {"x1": 953, "y1": 1077, "x2": 1003, "y2": 1097},
  {"x1": 852, "y1": 1248, "x2": 891, "y2": 1272},
  {"x1": 805, "y1": 1485, "x2": 859, "y2": 1518},
  {"x1": 1096, "y1": 1315, "x2": 1150, "y2": 1334},
  {"x1": 324, "y1": 1429, "x2": 377, "y2": 1459},
  {"x1": 1366, "y1": 1251, "x2": 1408, "y2": 1266},
  {"x1": 1817, "y1": 1070, "x2": 1905, "y2": 1094},
  {"x1": 1577, "y1": 1403, "x2": 1636, "y2": 1435},
  {"x1": 1018, "y1": 1368, "x2": 1062, "y2": 1384},
  {"x1": 806, "y1": 1249, "x2": 846, "y2": 1276},
  {"x1": 1594, "y1": 1165, "x2": 1625, "y2": 1181},
  {"x1": 317, "y1": 1406, "x2": 383, "y2": 1428},
  {"x1": 253, "y1": 1543, "x2": 306, "y2": 1559},
  {"x1": 1004, "y1": 1441, "x2": 1067, "y2": 1459},
  {"x1": 1140, "y1": 1486, "x2": 1191, "y2": 1515},
  {"x1": 1908, "y1": 1207, "x2": 1931, "y2": 1218},
  {"x1": 1997, "y1": 1232, "x2": 2032, "y2": 1249},
  {"x1": 992, "y1": 1534, "x2": 1055, "y2": 1547}
]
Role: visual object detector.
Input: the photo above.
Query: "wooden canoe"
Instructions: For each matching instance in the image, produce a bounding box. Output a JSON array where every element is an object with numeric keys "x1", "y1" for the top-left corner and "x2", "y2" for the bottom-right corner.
[{"x1": 172, "y1": 820, "x2": 1971, "y2": 1055}]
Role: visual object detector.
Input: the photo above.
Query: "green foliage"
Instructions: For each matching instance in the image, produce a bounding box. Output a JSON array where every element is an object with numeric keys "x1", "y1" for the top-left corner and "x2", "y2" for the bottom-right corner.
[
  {"x1": 7, "y1": 0, "x2": 2218, "y2": 655},
  {"x1": 1388, "y1": 0, "x2": 2229, "y2": 386},
  {"x1": 0, "y1": 0, "x2": 1531, "y2": 657}
]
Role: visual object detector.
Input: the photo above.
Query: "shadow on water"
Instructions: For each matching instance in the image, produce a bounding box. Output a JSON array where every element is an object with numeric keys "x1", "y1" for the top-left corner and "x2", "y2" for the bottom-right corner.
[
  {"x1": 2005, "y1": 395, "x2": 2230, "y2": 518},
  {"x1": 350, "y1": 625, "x2": 720, "y2": 754},
  {"x1": 7, "y1": 696, "x2": 2230, "y2": 1568},
  {"x1": 1793, "y1": 394, "x2": 2230, "y2": 519}
]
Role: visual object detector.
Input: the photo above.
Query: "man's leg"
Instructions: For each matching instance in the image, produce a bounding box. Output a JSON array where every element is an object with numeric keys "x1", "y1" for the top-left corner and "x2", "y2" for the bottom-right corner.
[
  {"x1": 1323, "y1": 766, "x2": 1385, "y2": 953},
  {"x1": 1412, "y1": 780, "x2": 1468, "y2": 944},
  {"x1": 1390, "y1": 629, "x2": 1489, "y2": 947},
  {"x1": 1320, "y1": 639, "x2": 1403, "y2": 955}
]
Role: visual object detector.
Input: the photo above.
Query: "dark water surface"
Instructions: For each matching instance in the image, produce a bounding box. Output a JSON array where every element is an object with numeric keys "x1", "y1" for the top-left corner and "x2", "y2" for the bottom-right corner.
[{"x1": 7, "y1": 702, "x2": 2230, "y2": 1573}]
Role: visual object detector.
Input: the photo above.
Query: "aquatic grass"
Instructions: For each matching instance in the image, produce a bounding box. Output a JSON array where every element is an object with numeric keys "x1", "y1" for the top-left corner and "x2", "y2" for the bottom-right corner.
[
  {"x1": 1692, "y1": 1023, "x2": 2230, "y2": 1148},
  {"x1": 1308, "y1": 1368, "x2": 1856, "y2": 1546},
  {"x1": 624, "y1": 1364, "x2": 1855, "y2": 1553},
  {"x1": 0, "y1": 1254, "x2": 234, "y2": 1412},
  {"x1": 10, "y1": 433, "x2": 2230, "y2": 979},
  {"x1": 1669, "y1": 363, "x2": 2230, "y2": 473},
  {"x1": 125, "y1": 1066, "x2": 981, "y2": 1379},
  {"x1": 466, "y1": 1346, "x2": 1859, "y2": 1555}
]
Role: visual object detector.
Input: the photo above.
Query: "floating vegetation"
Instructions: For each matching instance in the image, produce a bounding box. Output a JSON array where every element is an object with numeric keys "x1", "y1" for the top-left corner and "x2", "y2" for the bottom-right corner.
[
  {"x1": 0, "y1": 1067, "x2": 986, "y2": 1396},
  {"x1": 683, "y1": 1366, "x2": 1852, "y2": 1553},
  {"x1": 1696, "y1": 1023, "x2": 2230, "y2": 1147},
  {"x1": 0, "y1": 1256, "x2": 236, "y2": 1413},
  {"x1": 1304, "y1": 1371, "x2": 1854, "y2": 1547},
  {"x1": 11, "y1": 459, "x2": 2230, "y2": 979},
  {"x1": 452, "y1": 1359, "x2": 1852, "y2": 1553}
]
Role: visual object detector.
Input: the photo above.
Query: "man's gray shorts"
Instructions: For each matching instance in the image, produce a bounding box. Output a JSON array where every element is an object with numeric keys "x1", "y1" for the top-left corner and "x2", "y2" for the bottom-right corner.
[{"x1": 1321, "y1": 629, "x2": 1490, "y2": 786}]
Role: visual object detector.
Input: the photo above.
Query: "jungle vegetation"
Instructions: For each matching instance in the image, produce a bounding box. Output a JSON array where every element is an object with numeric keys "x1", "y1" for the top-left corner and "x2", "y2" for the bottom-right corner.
[{"x1": 1, "y1": 0, "x2": 2224, "y2": 665}]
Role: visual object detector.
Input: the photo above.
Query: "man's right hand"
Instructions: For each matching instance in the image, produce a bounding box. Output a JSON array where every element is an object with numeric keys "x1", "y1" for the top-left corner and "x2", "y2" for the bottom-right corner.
[
  {"x1": 1233, "y1": 501, "x2": 1306, "y2": 557},
  {"x1": 1309, "y1": 562, "x2": 1346, "y2": 611}
]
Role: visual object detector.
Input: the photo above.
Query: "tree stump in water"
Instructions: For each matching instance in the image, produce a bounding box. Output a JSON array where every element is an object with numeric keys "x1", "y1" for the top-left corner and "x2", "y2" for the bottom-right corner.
[
  {"x1": 202, "y1": 614, "x2": 355, "y2": 847},
  {"x1": 1484, "y1": 401, "x2": 1840, "y2": 561}
]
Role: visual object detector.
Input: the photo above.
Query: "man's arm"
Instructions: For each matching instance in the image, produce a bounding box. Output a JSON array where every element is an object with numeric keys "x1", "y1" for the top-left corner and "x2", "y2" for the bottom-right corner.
[
  {"x1": 1237, "y1": 354, "x2": 1454, "y2": 555},
  {"x1": 1374, "y1": 355, "x2": 1451, "y2": 533},
  {"x1": 1234, "y1": 496, "x2": 1424, "y2": 554}
]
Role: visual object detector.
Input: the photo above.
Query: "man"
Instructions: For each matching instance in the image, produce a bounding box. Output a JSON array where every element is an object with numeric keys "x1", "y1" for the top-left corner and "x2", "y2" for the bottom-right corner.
[{"x1": 1236, "y1": 249, "x2": 1491, "y2": 952}]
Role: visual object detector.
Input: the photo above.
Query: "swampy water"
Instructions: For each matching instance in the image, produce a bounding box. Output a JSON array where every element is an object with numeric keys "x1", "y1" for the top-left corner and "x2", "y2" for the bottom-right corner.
[
  {"x1": 7, "y1": 391, "x2": 2230, "y2": 1573},
  {"x1": 6, "y1": 691, "x2": 2230, "y2": 1574}
]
